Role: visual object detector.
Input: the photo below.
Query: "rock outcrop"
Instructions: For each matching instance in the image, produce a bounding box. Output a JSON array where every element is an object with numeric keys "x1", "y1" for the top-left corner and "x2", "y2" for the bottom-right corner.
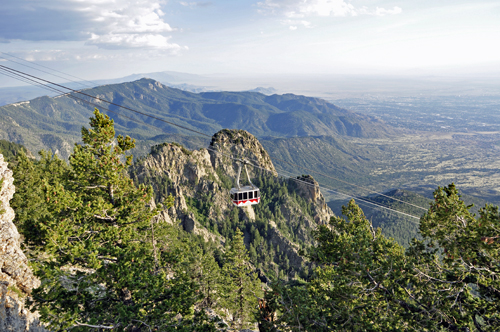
[
  {"x1": 0, "y1": 154, "x2": 48, "y2": 332},
  {"x1": 132, "y1": 130, "x2": 279, "y2": 240},
  {"x1": 131, "y1": 129, "x2": 334, "y2": 272},
  {"x1": 290, "y1": 174, "x2": 333, "y2": 225},
  {"x1": 209, "y1": 129, "x2": 277, "y2": 179}
]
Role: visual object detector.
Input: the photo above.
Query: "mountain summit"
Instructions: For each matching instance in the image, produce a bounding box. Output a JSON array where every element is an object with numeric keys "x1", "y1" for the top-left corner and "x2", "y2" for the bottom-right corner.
[
  {"x1": 131, "y1": 129, "x2": 333, "y2": 277},
  {"x1": 0, "y1": 78, "x2": 396, "y2": 159}
]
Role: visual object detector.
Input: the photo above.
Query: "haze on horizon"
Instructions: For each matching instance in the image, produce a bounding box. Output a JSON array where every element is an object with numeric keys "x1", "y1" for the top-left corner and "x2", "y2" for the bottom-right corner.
[{"x1": 1, "y1": 0, "x2": 500, "y2": 90}]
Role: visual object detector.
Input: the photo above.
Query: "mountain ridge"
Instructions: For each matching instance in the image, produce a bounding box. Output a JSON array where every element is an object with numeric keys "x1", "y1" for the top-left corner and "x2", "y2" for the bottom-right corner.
[{"x1": 0, "y1": 77, "x2": 397, "y2": 160}]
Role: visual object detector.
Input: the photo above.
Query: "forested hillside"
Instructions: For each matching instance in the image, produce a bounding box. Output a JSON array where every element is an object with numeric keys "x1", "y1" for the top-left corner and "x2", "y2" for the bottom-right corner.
[
  {"x1": 0, "y1": 138, "x2": 32, "y2": 164},
  {"x1": 130, "y1": 128, "x2": 333, "y2": 280},
  {"x1": 4, "y1": 109, "x2": 500, "y2": 331}
]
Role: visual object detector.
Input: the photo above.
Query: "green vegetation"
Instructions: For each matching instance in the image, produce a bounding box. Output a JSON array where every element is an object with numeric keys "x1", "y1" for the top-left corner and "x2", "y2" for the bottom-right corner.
[
  {"x1": 151, "y1": 141, "x2": 193, "y2": 156},
  {"x1": 11, "y1": 110, "x2": 226, "y2": 330},
  {"x1": 261, "y1": 185, "x2": 500, "y2": 331},
  {"x1": 5, "y1": 106, "x2": 500, "y2": 330},
  {"x1": 221, "y1": 229, "x2": 262, "y2": 329},
  {"x1": 0, "y1": 139, "x2": 30, "y2": 165}
]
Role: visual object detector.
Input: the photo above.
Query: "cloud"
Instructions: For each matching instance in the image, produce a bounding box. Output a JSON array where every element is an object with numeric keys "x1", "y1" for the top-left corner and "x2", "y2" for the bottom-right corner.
[
  {"x1": 373, "y1": 6, "x2": 403, "y2": 16},
  {"x1": 258, "y1": 0, "x2": 402, "y2": 19},
  {"x1": 86, "y1": 33, "x2": 187, "y2": 52},
  {"x1": 282, "y1": 19, "x2": 313, "y2": 30},
  {"x1": 0, "y1": 0, "x2": 185, "y2": 51},
  {"x1": 179, "y1": 1, "x2": 213, "y2": 8}
]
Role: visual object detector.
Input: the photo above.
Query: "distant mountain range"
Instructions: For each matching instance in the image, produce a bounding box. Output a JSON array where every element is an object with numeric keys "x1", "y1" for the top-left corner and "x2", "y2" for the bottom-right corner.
[
  {"x1": 0, "y1": 77, "x2": 396, "y2": 159},
  {"x1": 0, "y1": 71, "x2": 216, "y2": 106}
]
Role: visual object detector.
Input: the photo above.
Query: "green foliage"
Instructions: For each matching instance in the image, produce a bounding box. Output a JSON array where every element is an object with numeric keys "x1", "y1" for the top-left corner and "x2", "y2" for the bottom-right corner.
[
  {"x1": 11, "y1": 150, "x2": 69, "y2": 246},
  {"x1": 221, "y1": 229, "x2": 262, "y2": 330},
  {"x1": 0, "y1": 139, "x2": 30, "y2": 166},
  {"x1": 17, "y1": 109, "x2": 219, "y2": 331},
  {"x1": 360, "y1": 189, "x2": 429, "y2": 247},
  {"x1": 412, "y1": 183, "x2": 500, "y2": 330},
  {"x1": 262, "y1": 186, "x2": 500, "y2": 331},
  {"x1": 263, "y1": 200, "x2": 412, "y2": 331},
  {"x1": 185, "y1": 193, "x2": 218, "y2": 233}
]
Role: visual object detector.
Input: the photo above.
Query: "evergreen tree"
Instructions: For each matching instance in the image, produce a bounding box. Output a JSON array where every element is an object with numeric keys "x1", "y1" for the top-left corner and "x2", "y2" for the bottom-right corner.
[
  {"x1": 222, "y1": 228, "x2": 262, "y2": 330},
  {"x1": 11, "y1": 150, "x2": 69, "y2": 247},
  {"x1": 261, "y1": 187, "x2": 500, "y2": 331},
  {"x1": 409, "y1": 183, "x2": 500, "y2": 330},
  {"x1": 197, "y1": 253, "x2": 223, "y2": 309},
  {"x1": 25, "y1": 109, "x2": 216, "y2": 331}
]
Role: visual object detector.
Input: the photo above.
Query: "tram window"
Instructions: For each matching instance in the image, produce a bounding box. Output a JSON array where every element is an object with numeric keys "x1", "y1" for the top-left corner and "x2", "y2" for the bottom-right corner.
[
  {"x1": 231, "y1": 193, "x2": 235, "y2": 200},
  {"x1": 238, "y1": 193, "x2": 242, "y2": 201},
  {"x1": 249, "y1": 191, "x2": 253, "y2": 199},
  {"x1": 255, "y1": 190, "x2": 259, "y2": 197},
  {"x1": 243, "y1": 192, "x2": 248, "y2": 200}
]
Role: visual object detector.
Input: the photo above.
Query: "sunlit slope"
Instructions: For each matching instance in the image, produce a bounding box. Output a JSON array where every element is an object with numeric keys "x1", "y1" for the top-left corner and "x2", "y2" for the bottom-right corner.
[
  {"x1": 260, "y1": 135, "x2": 380, "y2": 190},
  {"x1": 0, "y1": 78, "x2": 396, "y2": 159}
]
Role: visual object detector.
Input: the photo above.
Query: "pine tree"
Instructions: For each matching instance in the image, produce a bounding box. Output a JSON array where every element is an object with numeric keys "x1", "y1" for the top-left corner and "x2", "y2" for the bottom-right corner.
[
  {"x1": 11, "y1": 150, "x2": 69, "y2": 247},
  {"x1": 26, "y1": 109, "x2": 211, "y2": 331},
  {"x1": 262, "y1": 189, "x2": 500, "y2": 331},
  {"x1": 222, "y1": 228, "x2": 262, "y2": 329},
  {"x1": 197, "y1": 253, "x2": 223, "y2": 309}
]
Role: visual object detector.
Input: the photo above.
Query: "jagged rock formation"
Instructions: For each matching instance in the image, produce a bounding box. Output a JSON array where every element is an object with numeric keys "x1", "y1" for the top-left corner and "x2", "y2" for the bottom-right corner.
[
  {"x1": 133, "y1": 142, "x2": 227, "y2": 243},
  {"x1": 291, "y1": 175, "x2": 332, "y2": 225},
  {"x1": 0, "y1": 154, "x2": 48, "y2": 331},
  {"x1": 209, "y1": 129, "x2": 277, "y2": 179},
  {"x1": 133, "y1": 130, "x2": 278, "y2": 237},
  {"x1": 131, "y1": 129, "x2": 334, "y2": 274}
]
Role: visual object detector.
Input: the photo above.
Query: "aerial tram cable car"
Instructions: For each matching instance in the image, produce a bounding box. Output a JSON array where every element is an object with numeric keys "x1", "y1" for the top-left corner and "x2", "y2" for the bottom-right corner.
[{"x1": 230, "y1": 159, "x2": 260, "y2": 207}]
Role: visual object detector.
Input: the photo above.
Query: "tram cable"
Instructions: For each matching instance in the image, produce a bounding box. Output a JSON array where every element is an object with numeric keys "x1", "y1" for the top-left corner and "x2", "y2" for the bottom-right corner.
[
  {"x1": 0, "y1": 55, "x2": 92, "y2": 91},
  {"x1": 208, "y1": 146, "x2": 421, "y2": 221},
  {"x1": 273, "y1": 167, "x2": 421, "y2": 222},
  {"x1": 0, "y1": 52, "x2": 99, "y2": 88},
  {"x1": 0, "y1": 64, "x2": 424, "y2": 220},
  {"x1": 0, "y1": 68, "x2": 165, "y2": 134},
  {"x1": 0, "y1": 63, "x2": 427, "y2": 211},
  {"x1": 0, "y1": 65, "x2": 212, "y2": 139},
  {"x1": 269, "y1": 155, "x2": 428, "y2": 211}
]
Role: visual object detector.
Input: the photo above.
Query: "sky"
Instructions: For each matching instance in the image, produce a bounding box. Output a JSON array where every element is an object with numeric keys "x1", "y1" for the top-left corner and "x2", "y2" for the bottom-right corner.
[{"x1": 1, "y1": 0, "x2": 500, "y2": 87}]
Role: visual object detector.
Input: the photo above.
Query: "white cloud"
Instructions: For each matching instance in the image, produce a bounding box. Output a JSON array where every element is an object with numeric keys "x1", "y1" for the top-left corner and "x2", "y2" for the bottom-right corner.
[
  {"x1": 77, "y1": 0, "x2": 180, "y2": 49},
  {"x1": 1, "y1": 0, "x2": 185, "y2": 51},
  {"x1": 293, "y1": 0, "x2": 356, "y2": 17},
  {"x1": 180, "y1": 1, "x2": 212, "y2": 7},
  {"x1": 258, "y1": 0, "x2": 402, "y2": 19},
  {"x1": 282, "y1": 19, "x2": 313, "y2": 29},
  {"x1": 86, "y1": 33, "x2": 186, "y2": 51},
  {"x1": 373, "y1": 6, "x2": 403, "y2": 16}
]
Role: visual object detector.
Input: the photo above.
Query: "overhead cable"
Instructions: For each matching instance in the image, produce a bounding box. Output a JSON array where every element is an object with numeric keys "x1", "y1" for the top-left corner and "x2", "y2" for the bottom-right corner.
[
  {"x1": 0, "y1": 52, "x2": 99, "y2": 88},
  {"x1": 0, "y1": 64, "x2": 212, "y2": 138},
  {"x1": 0, "y1": 64, "x2": 424, "y2": 220}
]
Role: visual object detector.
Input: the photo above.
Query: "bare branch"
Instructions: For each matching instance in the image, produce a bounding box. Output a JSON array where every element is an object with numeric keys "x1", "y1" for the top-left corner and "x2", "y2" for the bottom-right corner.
[
  {"x1": 73, "y1": 321, "x2": 118, "y2": 329},
  {"x1": 93, "y1": 214, "x2": 116, "y2": 222},
  {"x1": 131, "y1": 320, "x2": 152, "y2": 332}
]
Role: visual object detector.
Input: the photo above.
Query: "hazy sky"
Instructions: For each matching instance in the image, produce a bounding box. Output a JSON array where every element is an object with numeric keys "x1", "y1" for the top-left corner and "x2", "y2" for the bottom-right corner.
[{"x1": 1, "y1": 0, "x2": 500, "y2": 85}]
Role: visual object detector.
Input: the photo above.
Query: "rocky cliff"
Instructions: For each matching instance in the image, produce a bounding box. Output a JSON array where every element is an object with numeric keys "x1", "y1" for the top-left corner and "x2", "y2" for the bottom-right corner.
[
  {"x1": 0, "y1": 154, "x2": 48, "y2": 331},
  {"x1": 131, "y1": 130, "x2": 334, "y2": 276}
]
